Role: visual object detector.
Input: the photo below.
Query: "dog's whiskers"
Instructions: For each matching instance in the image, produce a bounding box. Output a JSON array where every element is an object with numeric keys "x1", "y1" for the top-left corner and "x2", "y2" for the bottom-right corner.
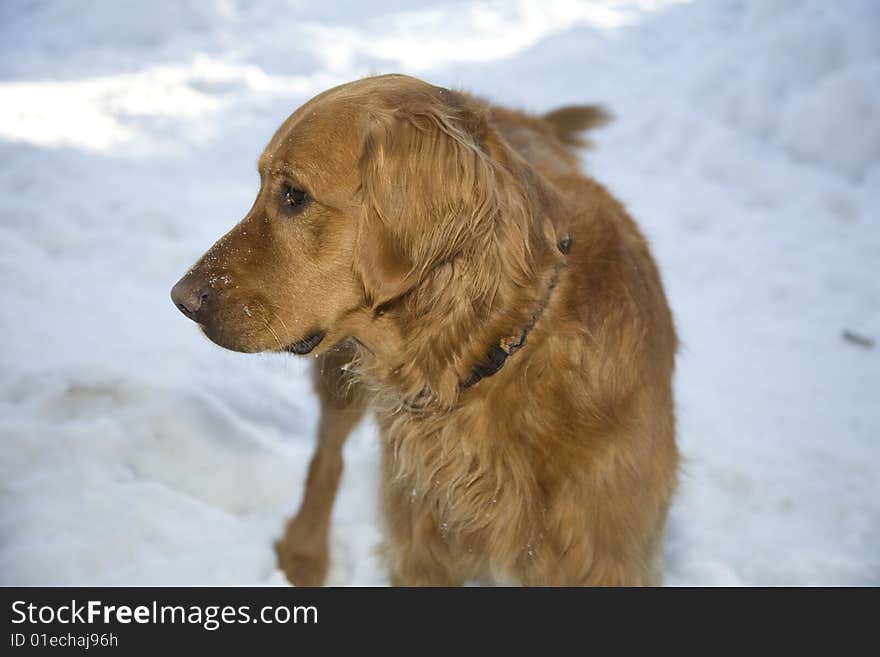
[
  {"x1": 256, "y1": 312, "x2": 283, "y2": 351},
  {"x1": 262, "y1": 302, "x2": 292, "y2": 336}
]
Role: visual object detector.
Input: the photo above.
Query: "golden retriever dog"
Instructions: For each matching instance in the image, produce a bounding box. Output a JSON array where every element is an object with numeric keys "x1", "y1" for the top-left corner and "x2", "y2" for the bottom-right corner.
[{"x1": 171, "y1": 74, "x2": 678, "y2": 586}]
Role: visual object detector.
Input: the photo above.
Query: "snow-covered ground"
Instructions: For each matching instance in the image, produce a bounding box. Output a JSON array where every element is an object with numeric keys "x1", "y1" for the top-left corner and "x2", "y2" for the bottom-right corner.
[{"x1": 1, "y1": 0, "x2": 877, "y2": 586}]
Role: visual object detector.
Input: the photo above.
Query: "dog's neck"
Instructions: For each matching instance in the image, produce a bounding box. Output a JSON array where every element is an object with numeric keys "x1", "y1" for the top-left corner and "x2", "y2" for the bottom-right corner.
[
  {"x1": 461, "y1": 234, "x2": 570, "y2": 390},
  {"x1": 353, "y1": 227, "x2": 567, "y2": 415}
]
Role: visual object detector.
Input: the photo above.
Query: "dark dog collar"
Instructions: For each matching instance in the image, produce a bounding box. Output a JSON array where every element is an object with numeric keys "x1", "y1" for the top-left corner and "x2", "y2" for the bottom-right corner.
[{"x1": 461, "y1": 235, "x2": 571, "y2": 389}]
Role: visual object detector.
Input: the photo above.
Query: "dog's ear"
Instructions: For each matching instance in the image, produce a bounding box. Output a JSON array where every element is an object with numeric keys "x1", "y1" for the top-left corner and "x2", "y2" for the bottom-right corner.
[
  {"x1": 353, "y1": 126, "x2": 419, "y2": 308},
  {"x1": 354, "y1": 95, "x2": 500, "y2": 308}
]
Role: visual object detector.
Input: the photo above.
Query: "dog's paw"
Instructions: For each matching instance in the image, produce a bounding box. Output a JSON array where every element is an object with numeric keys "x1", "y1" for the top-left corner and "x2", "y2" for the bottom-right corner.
[{"x1": 274, "y1": 532, "x2": 329, "y2": 587}]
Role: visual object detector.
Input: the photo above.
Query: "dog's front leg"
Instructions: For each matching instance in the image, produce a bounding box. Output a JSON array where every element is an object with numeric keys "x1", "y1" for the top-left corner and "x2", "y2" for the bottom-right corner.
[
  {"x1": 383, "y1": 512, "x2": 468, "y2": 586},
  {"x1": 380, "y1": 453, "x2": 468, "y2": 587},
  {"x1": 276, "y1": 346, "x2": 366, "y2": 586}
]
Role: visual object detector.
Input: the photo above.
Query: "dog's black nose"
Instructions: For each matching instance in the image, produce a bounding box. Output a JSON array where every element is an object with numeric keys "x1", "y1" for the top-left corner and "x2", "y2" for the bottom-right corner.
[{"x1": 171, "y1": 275, "x2": 212, "y2": 321}]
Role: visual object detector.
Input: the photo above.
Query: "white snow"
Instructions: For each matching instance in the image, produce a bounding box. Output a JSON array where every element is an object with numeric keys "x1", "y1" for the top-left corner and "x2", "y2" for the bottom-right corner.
[{"x1": 1, "y1": 0, "x2": 877, "y2": 586}]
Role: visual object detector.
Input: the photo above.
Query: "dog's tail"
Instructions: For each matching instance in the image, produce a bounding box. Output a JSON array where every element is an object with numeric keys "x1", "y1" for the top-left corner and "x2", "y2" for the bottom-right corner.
[{"x1": 542, "y1": 105, "x2": 612, "y2": 148}]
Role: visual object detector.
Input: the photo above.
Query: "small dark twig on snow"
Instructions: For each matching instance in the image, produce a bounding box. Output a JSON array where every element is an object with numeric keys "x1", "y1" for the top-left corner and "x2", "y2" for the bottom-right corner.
[{"x1": 842, "y1": 330, "x2": 875, "y2": 349}]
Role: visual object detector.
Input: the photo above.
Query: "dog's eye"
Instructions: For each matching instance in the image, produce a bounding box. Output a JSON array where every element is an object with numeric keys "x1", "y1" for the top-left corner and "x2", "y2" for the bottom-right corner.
[{"x1": 283, "y1": 184, "x2": 308, "y2": 212}]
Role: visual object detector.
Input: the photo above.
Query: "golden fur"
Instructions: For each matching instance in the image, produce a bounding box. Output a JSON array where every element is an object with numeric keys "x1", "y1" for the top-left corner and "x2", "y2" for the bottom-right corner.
[{"x1": 171, "y1": 74, "x2": 678, "y2": 586}]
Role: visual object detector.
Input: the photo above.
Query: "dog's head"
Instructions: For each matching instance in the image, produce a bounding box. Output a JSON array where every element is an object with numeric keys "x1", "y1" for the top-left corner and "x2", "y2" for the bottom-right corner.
[{"x1": 171, "y1": 74, "x2": 552, "y2": 362}]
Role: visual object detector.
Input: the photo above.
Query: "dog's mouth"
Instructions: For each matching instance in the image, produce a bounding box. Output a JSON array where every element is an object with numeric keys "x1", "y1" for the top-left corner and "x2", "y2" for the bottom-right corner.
[{"x1": 285, "y1": 331, "x2": 326, "y2": 355}]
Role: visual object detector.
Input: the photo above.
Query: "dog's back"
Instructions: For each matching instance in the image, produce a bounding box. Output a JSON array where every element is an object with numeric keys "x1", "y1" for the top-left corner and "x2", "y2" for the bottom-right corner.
[{"x1": 482, "y1": 100, "x2": 611, "y2": 178}]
